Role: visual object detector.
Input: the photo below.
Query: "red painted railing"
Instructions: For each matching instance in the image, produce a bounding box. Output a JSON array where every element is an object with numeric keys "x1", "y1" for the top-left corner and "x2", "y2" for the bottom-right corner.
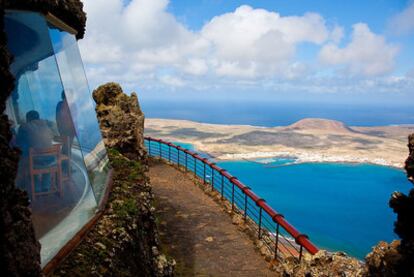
[{"x1": 145, "y1": 137, "x2": 319, "y2": 261}]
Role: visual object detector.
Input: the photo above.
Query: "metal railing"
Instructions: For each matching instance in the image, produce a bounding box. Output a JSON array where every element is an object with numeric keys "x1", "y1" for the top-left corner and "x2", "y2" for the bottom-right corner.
[{"x1": 145, "y1": 137, "x2": 319, "y2": 261}]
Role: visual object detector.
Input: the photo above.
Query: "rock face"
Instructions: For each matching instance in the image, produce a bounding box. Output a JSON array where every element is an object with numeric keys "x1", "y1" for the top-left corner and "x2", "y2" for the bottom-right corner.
[
  {"x1": 365, "y1": 241, "x2": 403, "y2": 276},
  {"x1": 93, "y1": 83, "x2": 146, "y2": 162},
  {"x1": 404, "y1": 134, "x2": 414, "y2": 183},
  {"x1": 274, "y1": 250, "x2": 364, "y2": 276},
  {"x1": 365, "y1": 133, "x2": 414, "y2": 276}
]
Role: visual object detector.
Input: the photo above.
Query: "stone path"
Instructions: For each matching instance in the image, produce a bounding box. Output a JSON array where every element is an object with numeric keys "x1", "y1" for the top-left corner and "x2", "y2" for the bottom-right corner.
[{"x1": 149, "y1": 160, "x2": 275, "y2": 277}]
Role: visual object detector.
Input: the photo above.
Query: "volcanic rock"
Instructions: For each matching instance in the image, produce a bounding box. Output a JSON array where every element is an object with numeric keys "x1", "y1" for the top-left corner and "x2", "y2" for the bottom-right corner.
[{"x1": 93, "y1": 82, "x2": 146, "y2": 162}]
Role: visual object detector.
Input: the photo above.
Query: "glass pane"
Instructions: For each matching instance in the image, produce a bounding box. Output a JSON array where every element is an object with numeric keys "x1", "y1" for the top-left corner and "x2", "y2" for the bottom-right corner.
[
  {"x1": 4, "y1": 11, "x2": 98, "y2": 267},
  {"x1": 48, "y1": 26, "x2": 110, "y2": 203}
]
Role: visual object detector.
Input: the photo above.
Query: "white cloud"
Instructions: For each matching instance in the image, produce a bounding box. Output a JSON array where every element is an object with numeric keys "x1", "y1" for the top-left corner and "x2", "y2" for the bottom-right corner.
[
  {"x1": 80, "y1": 0, "x2": 209, "y2": 89},
  {"x1": 181, "y1": 58, "x2": 209, "y2": 76},
  {"x1": 330, "y1": 26, "x2": 344, "y2": 44},
  {"x1": 319, "y1": 23, "x2": 399, "y2": 76},
  {"x1": 79, "y1": 0, "x2": 405, "y2": 94},
  {"x1": 159, "y1": 75, "x2": 185, "y2": 87},
  {"x1": 200, "y1": 5, "x2": 331, "y2": 78},
  {"x1": 388, "y1": 1, "x2": 414, "y2": 35}
]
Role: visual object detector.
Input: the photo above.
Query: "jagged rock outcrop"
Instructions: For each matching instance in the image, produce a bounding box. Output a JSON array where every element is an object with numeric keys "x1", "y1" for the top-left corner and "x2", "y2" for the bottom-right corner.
[
  {"x1": 405, "y1": 134, "x2": 414, "y2": 182},
  {"x1": 273, "y1": 250, "x2": 364, "y2": 276},
  {"x1": 93, "y1": 83, "x2": 147, "y2": 162},
  {"x1": 365, "y1": 241, "x2": 403, "y2": 276},
  {"x1": 365, "y1": 134, "x2": 414, "y2": 276}
]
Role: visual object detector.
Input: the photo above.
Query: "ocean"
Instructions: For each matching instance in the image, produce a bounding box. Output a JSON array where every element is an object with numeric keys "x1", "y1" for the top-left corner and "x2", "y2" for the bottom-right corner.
[
  {"x1": 145, "y1": 99, "x2": 413, "y2": 259},
  {"x1": 215, "y1": 159, "x2": 411, "y2": 259},
  {"x1": 141, "y1": 99, "x2": 414, "y2": 127}
]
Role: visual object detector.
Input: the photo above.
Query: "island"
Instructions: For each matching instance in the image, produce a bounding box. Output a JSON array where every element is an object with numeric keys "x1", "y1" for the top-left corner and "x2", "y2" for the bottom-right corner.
[{"x1": 145, "y1": 118, "x2": 414, "y2": 168}]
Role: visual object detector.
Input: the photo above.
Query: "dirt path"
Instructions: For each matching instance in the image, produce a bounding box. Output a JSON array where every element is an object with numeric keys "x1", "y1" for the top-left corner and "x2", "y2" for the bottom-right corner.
[{"x1": 149, "y1": 160, "x2": 275, "y2": 277}]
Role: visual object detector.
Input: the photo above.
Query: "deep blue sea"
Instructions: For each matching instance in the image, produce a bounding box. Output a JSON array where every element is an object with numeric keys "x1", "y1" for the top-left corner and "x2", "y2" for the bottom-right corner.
[
  {"x1": 215, "y1": 159, "x2": 411, "y2": 259},
  {"x1": 141, "y1": 99, "x2": 414, "y2": 127}
]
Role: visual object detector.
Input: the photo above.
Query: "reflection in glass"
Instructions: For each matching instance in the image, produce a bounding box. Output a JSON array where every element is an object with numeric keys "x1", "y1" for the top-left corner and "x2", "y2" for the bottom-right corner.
[
  {"x1": 49, "y1": 26, "x2": 110, "y2": 203},
  {"x1": 4, "y1": 11, "x2": 110, "y2": 267}
]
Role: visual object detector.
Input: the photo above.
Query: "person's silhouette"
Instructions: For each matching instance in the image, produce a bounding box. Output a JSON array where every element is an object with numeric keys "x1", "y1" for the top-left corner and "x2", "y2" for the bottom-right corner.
[
  {"x1": 16, "y1": 110, "x2": 54, "y2": 155},
  {"x1": 56, "y1": 91, "x2": 76, "y2": 155},
  {"x1": 16, "y1": 110, "x2": 55, "y2": 193}
]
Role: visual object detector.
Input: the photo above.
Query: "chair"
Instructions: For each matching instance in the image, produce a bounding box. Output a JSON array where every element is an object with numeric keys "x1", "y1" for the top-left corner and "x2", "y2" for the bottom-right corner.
[
  {"x1": 58, "y1": 136, "x2": 72, "y2": 185},
  {"x1": 29, "y1": 145, "x2": 61, "y2": 201}
]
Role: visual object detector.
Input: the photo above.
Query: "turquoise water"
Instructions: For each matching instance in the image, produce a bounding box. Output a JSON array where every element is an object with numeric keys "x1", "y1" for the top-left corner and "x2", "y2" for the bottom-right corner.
[
  {"x1": 215, "y1": 159, "x2": 411, "y2": 259},
  {"x1": 172, "y1": 142, "x2": 211, "y2": 159},
  {"x1": 172, "y1": 141, "x2": 195, "y2": 150}
]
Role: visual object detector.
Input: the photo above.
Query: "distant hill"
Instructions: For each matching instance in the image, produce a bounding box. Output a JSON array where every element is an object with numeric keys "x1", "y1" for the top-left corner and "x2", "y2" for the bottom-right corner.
[{"x1": 285, "y1": 118, "x2": 353, "y2": 133}]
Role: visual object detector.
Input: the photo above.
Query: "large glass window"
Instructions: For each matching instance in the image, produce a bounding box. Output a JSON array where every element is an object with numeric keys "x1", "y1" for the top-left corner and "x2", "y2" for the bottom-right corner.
[
  {"x1": 48, "y1": 22, "x2": 110, "y2": 203},
  {"x1": 4, "y1": 11, "x2": 111, "y2": 267}
]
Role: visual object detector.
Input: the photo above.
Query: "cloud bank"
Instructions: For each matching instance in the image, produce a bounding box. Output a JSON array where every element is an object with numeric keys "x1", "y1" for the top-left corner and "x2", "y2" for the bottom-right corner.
[
  {"x1": 319, "y1": 23, "x2": 399, "y2": 76},
  {"x1": 80, "y1": 0, "x2": 407, "y2": 94}
]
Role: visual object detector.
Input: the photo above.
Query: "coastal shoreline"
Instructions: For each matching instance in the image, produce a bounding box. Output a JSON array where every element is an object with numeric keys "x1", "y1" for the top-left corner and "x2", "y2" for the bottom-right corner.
[
  {"x1": 145, "y1": 118, "x2": 413, "y2": 170},
  {"x1": 215, "y1": 151, "x2": 403, "y2": 169}
]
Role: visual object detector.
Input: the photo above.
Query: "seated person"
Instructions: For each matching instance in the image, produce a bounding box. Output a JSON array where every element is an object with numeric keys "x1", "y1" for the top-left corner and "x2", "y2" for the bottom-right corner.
[{"x1": 16, "y1": 110, "x2": 55, "y2": 193}]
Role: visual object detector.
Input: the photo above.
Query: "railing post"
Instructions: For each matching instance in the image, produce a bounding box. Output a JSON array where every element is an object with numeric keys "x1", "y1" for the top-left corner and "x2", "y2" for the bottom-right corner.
[
  {"x1": 168, "y1": 145, "x2": 171, "y2": 162},
  {"x1": 203, "y1": 162, "x2": 206, "y2": 184},
  {"x1": 244, "y1": 193, "x2": 248, "y2": 221},
  {"x1": 274, "y1": 223, "x2": 280, "y2": 259},
  {"x1": 194, "y1": 156, "x2": 196, "y2": 176},
  {"x1": 158, "y1": 141, "x2": 161, "y2": 158},
  {"x1": 148, "y1": 140, "x2": 151, "y2": 156},
  {"x1": 231, "y1": 182, "x2": 235, "y2": 211},
  {"x1": 185, "y1": 152, "x2": 188, "y2": 171},
  {"x1": 258, "y1": 206, "x2": 263, "y2": 239},
  {"x1": 220, "y1": 174, "x2": 224, "y2": 199},
  {"x1": 295, "y1": 234, "x2": 308, "y2": 262},
  {"x1": 178, "y1": 149, "x2": 180, "y2": 166},
  {"x1": 211, "y1": 167, "x2": 214, "y2": 191}
]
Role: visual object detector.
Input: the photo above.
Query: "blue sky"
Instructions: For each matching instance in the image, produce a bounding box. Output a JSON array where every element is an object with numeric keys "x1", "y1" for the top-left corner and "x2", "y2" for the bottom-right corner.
[
  {"x1": 168, "y1": 0, "x2": 405, "y2": 31},
  {"x1": 80, "y1": 0, "x2": 414, "y2": 105}
]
